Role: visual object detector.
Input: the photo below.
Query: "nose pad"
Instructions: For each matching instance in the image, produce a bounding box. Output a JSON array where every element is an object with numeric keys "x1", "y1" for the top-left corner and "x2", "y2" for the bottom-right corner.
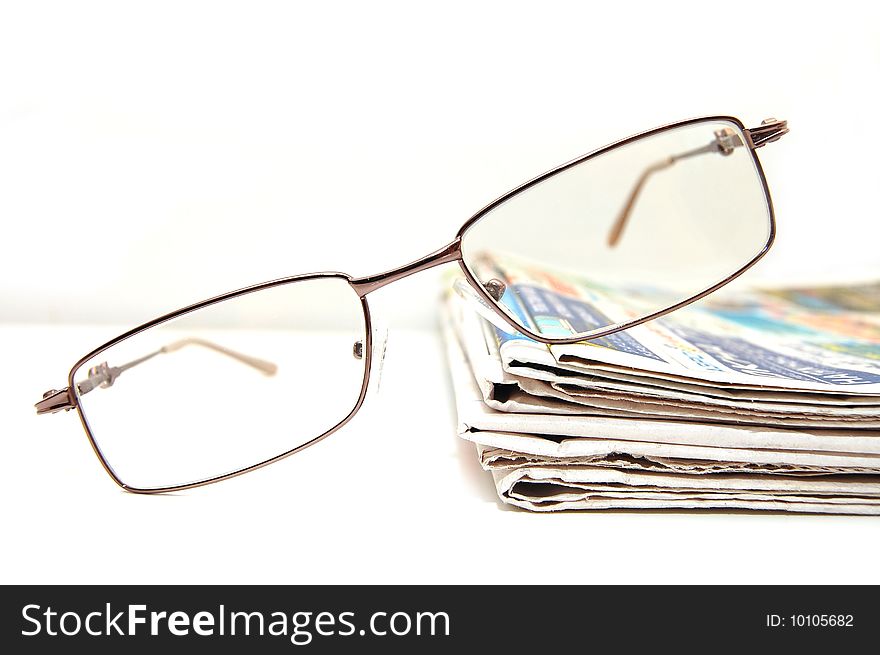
[
  {"x1": 370, "y1": 325, "x2": 389, "y2": 393},
  {"x1": 452, "y1": 278, "x2": 519, "y2": 335},
  {"x1": 354, "y1": 326, "x2": 388, "y2": 394},
  {"x1": 483, "y1": 278, "x2": 506, "y2": 301}
]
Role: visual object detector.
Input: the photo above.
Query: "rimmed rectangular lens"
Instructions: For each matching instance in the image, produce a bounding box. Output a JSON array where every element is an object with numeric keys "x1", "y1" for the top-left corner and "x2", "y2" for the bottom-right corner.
[
  {"x1": 459, "y1": 119, "x2": 773, "y2": 340},
  {"x1": 71, "y1": 275, "x2": 368, "y2": 490}
]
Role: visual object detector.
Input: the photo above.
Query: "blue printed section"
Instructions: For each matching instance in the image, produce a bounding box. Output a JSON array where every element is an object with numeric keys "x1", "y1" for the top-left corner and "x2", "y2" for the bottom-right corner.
[
  {"x1": 498, "y1": 283, "x2": 664, "y2": 361},
  {"x1": 709, "y1": 309, "x2": 817, "y2": 338},
  {"x1": 670, "y1": 326, "x2": 880, "y2": 386},
  {"x1": 494, "y1": 285, "x2": 537, "y2": 346}
]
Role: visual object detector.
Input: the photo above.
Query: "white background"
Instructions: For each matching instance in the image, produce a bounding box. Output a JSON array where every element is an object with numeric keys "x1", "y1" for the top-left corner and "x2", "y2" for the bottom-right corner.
[{"x1": 2, "y1": 1, "x2": 879, "y2": 584}]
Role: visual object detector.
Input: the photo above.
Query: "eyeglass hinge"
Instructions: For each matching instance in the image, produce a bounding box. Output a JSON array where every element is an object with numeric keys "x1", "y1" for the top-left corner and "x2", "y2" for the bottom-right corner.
[
  {"x1": 744, "y1": 118, "x2": 789, "y2": 149},
  {"x1": 35, "y1": 387, "x2": 76, "y2": 415}
]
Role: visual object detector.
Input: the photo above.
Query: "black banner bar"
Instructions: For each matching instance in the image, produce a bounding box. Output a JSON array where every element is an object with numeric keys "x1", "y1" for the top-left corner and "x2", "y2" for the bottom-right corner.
[{"x1": 1, "y1": 585, "x2": 876, "y2": 653}]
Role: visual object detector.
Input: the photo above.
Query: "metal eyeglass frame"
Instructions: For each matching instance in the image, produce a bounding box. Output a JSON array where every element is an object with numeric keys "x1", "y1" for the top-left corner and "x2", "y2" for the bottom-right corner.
[{"x1": 35, "y1": 115, "x2": 788, "y2": 493}]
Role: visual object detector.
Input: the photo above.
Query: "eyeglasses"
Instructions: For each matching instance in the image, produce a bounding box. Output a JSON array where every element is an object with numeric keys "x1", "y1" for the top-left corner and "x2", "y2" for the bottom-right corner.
[{"x1": 36, "y1": 115, "x2": 788, "y2": 492}]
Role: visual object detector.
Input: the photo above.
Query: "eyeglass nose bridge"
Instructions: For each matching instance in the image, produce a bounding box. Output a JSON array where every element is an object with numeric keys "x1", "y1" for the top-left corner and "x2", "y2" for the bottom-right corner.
[{"x1": 349, "y1": 239, "x2": 462, "y2": 297}]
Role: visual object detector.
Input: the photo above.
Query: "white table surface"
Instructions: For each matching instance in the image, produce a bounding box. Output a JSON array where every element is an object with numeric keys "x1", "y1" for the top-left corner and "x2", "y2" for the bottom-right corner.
[{"x1": 3, "y1": 324, "x2": 878, "y2": 585}]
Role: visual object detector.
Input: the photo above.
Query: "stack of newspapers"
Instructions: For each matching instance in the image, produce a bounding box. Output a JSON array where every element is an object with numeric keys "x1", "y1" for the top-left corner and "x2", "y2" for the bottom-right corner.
[{"x1": 444, "y1": 262, "x2": 880, "y2": 514}]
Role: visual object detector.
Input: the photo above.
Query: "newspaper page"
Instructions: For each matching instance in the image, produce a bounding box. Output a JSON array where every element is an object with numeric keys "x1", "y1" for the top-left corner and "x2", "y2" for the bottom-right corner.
[
  {"x1": 443, "y1": 262, "x2": 880, "y2": 513},
  {"x1": 445, "y1": 316, "x2": 880, "y2": 513},
  {"x1": 469, "y1": 253, "x2": 880, "y2": 395},
  {"x1": 459, "y1": 254, "x2": 880, "y2": 426}
]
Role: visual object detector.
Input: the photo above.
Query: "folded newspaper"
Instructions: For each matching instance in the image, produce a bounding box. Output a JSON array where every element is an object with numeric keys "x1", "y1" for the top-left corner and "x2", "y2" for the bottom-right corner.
[{"x1": 444, "y1": 256, "x2": 880, "y2": 514}]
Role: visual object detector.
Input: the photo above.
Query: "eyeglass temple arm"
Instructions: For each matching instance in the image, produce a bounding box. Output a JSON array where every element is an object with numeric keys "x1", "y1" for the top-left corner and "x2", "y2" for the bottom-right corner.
[
  {"x1": 606, "y1": 118, "x2": 788, "y2": 248},
  {"x1": 35, "y1": 337, "x2": 277, "y2": 415}
]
